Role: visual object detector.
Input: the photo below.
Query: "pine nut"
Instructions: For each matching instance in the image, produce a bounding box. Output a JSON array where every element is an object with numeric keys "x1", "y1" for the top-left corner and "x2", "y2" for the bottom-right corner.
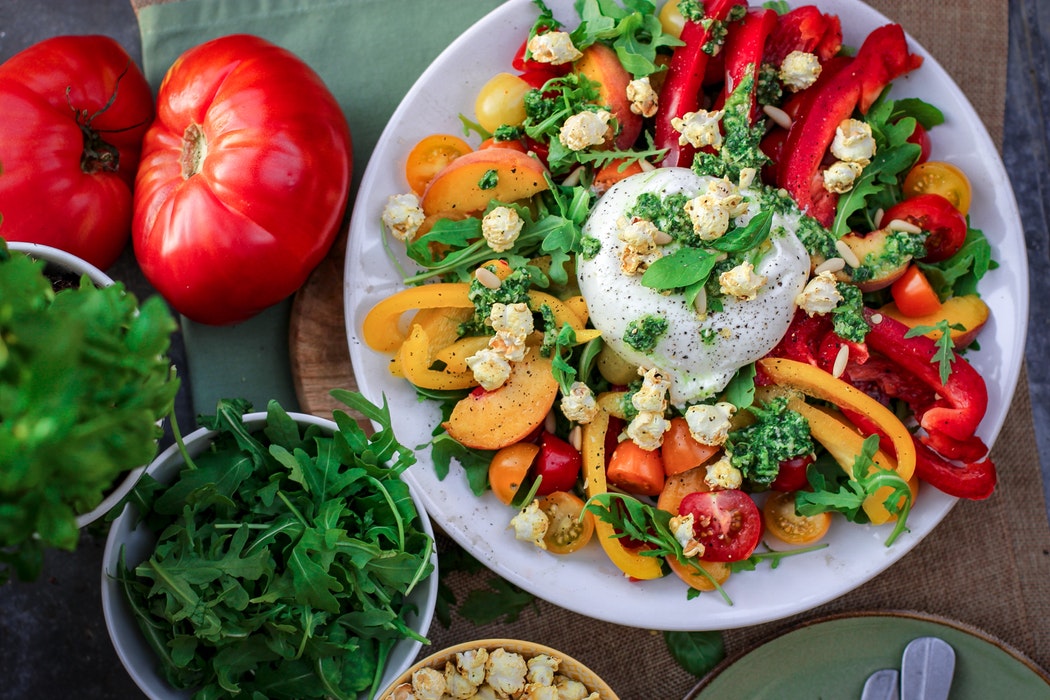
[
  {"x1": 814, "y1": 257, "x2": 846, "y2": 274},
  {"x1": 886, "y1": 218, "x2": 923, "y2": 234},
  {"x1": 834, "y1": 239, "x2": 861, "y2": 268},
  {"x1": 474, "y1": 267, "x2": 502, "y2": 290},
  {"x1": 763, "y1": 104, "x2": 793, "y2": 130},
  {"x1": 832, "y1": 344, "x2": 850, "y2": 378}
]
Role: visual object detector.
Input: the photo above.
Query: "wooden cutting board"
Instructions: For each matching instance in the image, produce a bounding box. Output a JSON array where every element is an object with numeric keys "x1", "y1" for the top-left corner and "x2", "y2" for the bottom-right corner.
[{"x1": 288, "y1": 227, "x2": 360, "y2": 419}]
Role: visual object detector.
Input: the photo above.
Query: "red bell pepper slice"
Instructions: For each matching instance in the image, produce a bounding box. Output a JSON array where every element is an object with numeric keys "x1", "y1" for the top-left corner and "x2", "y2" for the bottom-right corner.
[
  {"x1": 763, "y1": 4, "x2": 843, "y2": 67},
  {"x1": 718, "y1": 8, "x2": 778, "y2": 123},
  {"x1": 778, "y1": 23, "x2": 922, "y2": 225},
  {"x1": 655, "y1": 0, "x2": 746, "y2": 167},
  {"x1": 914, "y1": 440, "x2": 996, "y2": 500}
]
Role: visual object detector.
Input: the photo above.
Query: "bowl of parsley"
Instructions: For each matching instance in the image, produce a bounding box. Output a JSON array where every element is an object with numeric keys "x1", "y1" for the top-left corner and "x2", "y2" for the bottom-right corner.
[{"x1": 101, "y1": 393, "x2": 438, "y2": 700}]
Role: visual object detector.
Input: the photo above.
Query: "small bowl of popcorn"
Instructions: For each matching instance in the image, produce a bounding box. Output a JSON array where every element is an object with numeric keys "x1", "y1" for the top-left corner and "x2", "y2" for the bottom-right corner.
[{"x1": 377, "y1": 638, "x2": 619, "y2": 699}]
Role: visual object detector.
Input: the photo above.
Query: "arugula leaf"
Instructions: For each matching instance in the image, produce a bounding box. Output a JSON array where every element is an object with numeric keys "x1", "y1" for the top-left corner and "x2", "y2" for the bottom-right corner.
[
  {"x1": 571, "y1": 0, "x2": 683, "y2": 77},
  {"x1": 918, "y1": 222, "x2": 996, "y2": 298},
  {"x1": 904, "y1": 320, "x2": 963, "y2": 383},
  {"x1": 117, "y1": 395, "x2": 435, "y2": 700},
  {"x1": 459, "y1": 577, "x2": 540, "y2": 625}
]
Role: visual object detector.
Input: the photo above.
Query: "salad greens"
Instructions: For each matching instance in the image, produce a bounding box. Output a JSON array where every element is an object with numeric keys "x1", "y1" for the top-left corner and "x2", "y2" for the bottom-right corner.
[
  {"x1": 116, "y1": 393, "x2": 434, "y2": 700},
  {"x1": 0, "y1": 239, "x2": 178, "y2": 583}
]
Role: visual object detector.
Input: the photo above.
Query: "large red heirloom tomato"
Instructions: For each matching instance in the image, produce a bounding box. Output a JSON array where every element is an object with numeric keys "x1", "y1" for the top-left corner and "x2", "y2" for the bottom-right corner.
[
  {"x1": 133, "y1": 34, "x2": 352, "y2": 325},
  {"x1": 0, "y1": 35, "x2": 154, "y2": 269}
]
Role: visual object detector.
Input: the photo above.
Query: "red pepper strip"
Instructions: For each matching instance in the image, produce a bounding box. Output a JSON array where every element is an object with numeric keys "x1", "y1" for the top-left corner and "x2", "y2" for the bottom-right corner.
[
  {"x1": 718, "y1": 8, "x2": 778, "y2": 123},
  {"x1": 763, "y1": 5, "x2": 843, "y2": 67},
  {"x1": 655, "y1": 0, "x2": 746, "y2": 167},
  {"x1": 778, "y1": 23, "x2": 922, "y2": 225},
  {"x1": 864, "y1": 308, "x2": 988, "y2": 444}
]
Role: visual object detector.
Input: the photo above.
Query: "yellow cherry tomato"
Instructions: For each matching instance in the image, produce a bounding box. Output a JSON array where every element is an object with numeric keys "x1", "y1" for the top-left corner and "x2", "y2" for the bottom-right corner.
[
  {"x1": 902, "y1": 161, "x2": 972, "y2": 215},
  {"x1": 538, "y1": 491, "x2": 595, "y2": 554},
  {"x1": 762, "y1": 491, "x2": 832, "y2": 545},
  {"x1": 658, "y1": 1, "x2": 686, "y2": 38},
  {"x1": 489, "y1": 442, "x2": 540, "y2": 505},
  {"x1": 474, "y1": 72, "x2": 531, "y2": 133}
]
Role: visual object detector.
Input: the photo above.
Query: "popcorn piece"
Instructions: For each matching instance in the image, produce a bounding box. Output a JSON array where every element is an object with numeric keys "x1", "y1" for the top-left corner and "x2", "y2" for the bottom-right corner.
[
  {"x1": 411, "y1": 666, "x2": 447, "y2": 700},
  {"x1": 823, "y1": 160, "x2": 864, "y2": 193},
  {"x1": 555, "y1": 677, "x2": 599, "y2": 700},
  {"x1": 559, "y1": 109, "x2": 612, "y2": 151},
  {"x1": 485, "y1": 648, "x2": 529, "y2": 697},
  {"x1": 527, "y1": 654, "x2": 561, "y2": 687},
  {"x1": 561, "y1": 381, "x2": 599, "y2": 424},
  {"x1": 684, "y1": 401, "x2": 736, "y2": 447},
  {"x1": 632, "y1": 367, "x2": 671, "y2": 413},
  {"x1": 705, "y1": 454, "x2": 743, "y2": 490},
  {"x1": 382, "y1": 193, "x2": 425, "y2": 241},
  {"x1": 446, "y1": 661, "x2": 480, "y2": 699},
  {"x1": 481, "y1": 206, "x2": 524, "y2": 253},
  {"x1": 671, "y1": 109, "x2": 723, "y2": 149},
  {"x1": 669, "y1": 513, "x2": 705, "y2": 558},
  {"x1": 626, "y1": 76, "x2": 659, "y2": 117},
  {"x1": 831, "y1": 118, "x2": 877, "y2": 166},
  {"x1": 705, "y1": 177, "x2": 749, "y2": 217},
  {"x1": 626, "y1": 410, "x2": 671, "y2": 451},
  {"x1": 616, "y1": 215, "x2": 664, "y2": 274},
  {"x1": 488, "y1": 302, "x2": 533, "y2": 362},
  {"x1": 457, "y1": 648, "x2": 489, "y2": 687},
  {"x1": 527, "y1": 31, "x2": 582, "y2": 65},
  {"x1": 466, "y1": 347, "x2": 513, "y2": 390},
  {"x1": 684, "y1": 193, "x2": 731, "y2": 242},
  {"x1": 719, "y1": 260, "x2": 767, "y2": 300},
  {"x1": 510, "y1": 499, "x2": 550, "y2": 550},
  {"x1": 796, "y1": 270, "x2": 844, "y2": 316},
  {"x1": 779, "y1": 50, "x2": 822, "y2": 92}
]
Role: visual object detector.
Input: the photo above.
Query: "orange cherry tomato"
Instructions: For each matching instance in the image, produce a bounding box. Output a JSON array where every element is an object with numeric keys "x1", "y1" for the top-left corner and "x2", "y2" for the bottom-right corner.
[
  {"x1": 538, "y1": 491, "x2": 595, "y2": 554},
  {"x1": 666, "y1": 554, "x2": 731, "y2": 592},
  {"x1": 488, "y1": 442, "x2": 539, "y2": 505},
  {"x1": 661, "y1": 417, "x2": 720, "y2": 476},
  {"x1": 606, "y1": 439, "x2": 666, "y2": 496},
  {"x1": 762, "y1": 491, "x2": 832, "y2": 545},
  {"x1": 890, "y1": 264, "x2": 943, "y2": 317},
  {"x1": 657, "y1": 465, "x2": 711, "y2": 514},
  {"x1": 405, "y1": 134, "x2": 473, "y2": 195},
  {"x1": 593, "y1": 158, "x2": 644, "y2": 193},
  {"x1": 902, "y1": 161, "x2": 972, "y2": 215}
]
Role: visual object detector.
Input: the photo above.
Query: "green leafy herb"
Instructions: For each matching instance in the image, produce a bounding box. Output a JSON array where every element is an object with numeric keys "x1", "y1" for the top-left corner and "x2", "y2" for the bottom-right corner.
[
  {"x1": 458, "y1": 576, "x2": 539, "y2": 626},
  {"x1": 709, "y1": 209, "x2": 773, "y2": 253},
  {"x1": 570, "y1": 0, "x2": 684, "y2": 77},
  {"x1": 664, "y1": 630, "x2": 726, "y2": 677},
  {"x1": 0, "y1": 240, "x2": 179, "y2": 583},
  {"x1": 116, "y1": 394, "x2": 435, "y2": 700},
  {"x1": 905, "y1": 320, "x2": 963, "y2": 384},
  {"x1": 641, "y1": 246, "x2": 720, "y2": 293},
  {"x1": 918, "y1": 223, "x2": 996, "y2": 298}
]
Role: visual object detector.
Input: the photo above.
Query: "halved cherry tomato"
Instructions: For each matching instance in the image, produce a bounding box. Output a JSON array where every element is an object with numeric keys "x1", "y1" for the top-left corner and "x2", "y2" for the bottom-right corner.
[
  {"x1": 489, "y1": 442, "x2": 540, "y2": 505},
  {"x1": 890, "y1": 264, "x2": 943, "y2": 317},
  {"x1": 906, "y1": 122, "x2": 932, "y2": 164},
  {"x1": 534, "y1": 431, "x2": 583, "y2": 496},
  {"x1": 762, "y1": 491, "x2": 832, "y2": 545},
  {"x1": 882, "y1": 193, "x2": 967, "y2": 263},
  {"x1": 538, "y1": 491, "x2": 594, "y2": 554},
  {"x1": 770, "y1": 453, "x2": 814, "y2": 492},
  {"x1": 667, "y1": 555, "x2": 731, "y2": 592},
  {"x1": 405, "y1": 134, "x2": 472, "y2": 196},
  {"x1": 902, "y1": 161, "x2": 972, "y2": 215},
  {"x1": 606, "y1": 439, "x2": 666, "y2": 496},
  {"x1": 678, "y1": 489, "x2": 762, "y2": 562},
  {"x1": 661, "y1": 417, "x2": 720, "y2": 476}
]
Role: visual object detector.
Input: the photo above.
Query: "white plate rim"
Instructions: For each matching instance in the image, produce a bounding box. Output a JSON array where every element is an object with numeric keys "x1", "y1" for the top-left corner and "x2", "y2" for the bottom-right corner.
[{"x1": 342, "y1": 0, "x2": 1028, "y2": 631}]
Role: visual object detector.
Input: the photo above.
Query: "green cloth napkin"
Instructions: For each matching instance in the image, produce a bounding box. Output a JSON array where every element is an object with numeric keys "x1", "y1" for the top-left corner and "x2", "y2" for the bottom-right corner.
[{"x1": 136, "y1": 0, "x2": 504, "y2": 416}]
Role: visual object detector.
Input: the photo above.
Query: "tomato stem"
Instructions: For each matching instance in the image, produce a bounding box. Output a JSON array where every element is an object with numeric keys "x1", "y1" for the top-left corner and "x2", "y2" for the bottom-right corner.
[
  {"x1": 68, "y1": 61, "x2": 135, "y2": 176},
  {"x1": 180, "y1": 123, "x2": 208, "y2": 179}
]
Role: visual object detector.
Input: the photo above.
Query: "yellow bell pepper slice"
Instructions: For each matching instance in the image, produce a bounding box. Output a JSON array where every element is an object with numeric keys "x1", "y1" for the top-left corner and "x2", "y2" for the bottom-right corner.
[
  {"x1": 398, "y1": 324, "x2": 478, "y2": 391},
  {"x1": 362, "y1": 283, "x2": 473, "y2": 352},
  {"x1": 789, "y1": 400, "x2": 914, "y2": 525},
  {"x1": 581, "y1": 392, "x2": 663, "y2": 580},
  {"x1": 756, "y1": 357, "x2": 915, "y2": 482}
]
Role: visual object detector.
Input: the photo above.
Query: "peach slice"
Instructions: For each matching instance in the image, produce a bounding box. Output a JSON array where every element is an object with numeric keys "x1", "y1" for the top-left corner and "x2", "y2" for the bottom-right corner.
[
  {"x1": 877, "y1": 294, "x2": 990, "y2": 348},
  {"x1": 838, "y1": 228, "x2": 911, "y2": 292},
  {"x1": 420, "y1": 147, "x2": 549, "y2": 217},
  {"x1": 574, "y1": 43, "x2": 642, "y2": 149},
  {"x1": 442, "y1": 348, "x2": 558, "y2": 450}
]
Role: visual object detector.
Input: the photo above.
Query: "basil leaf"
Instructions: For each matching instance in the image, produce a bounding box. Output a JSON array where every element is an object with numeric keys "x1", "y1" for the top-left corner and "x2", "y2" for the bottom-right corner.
[{"x1": 641, "y1": 246, "x2": 720, "y2": 290}]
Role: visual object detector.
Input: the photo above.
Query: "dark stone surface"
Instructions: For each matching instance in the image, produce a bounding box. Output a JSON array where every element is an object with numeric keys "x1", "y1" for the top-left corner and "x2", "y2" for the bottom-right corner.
[{"x1": 0, "y1": 0, "x2": 1047, "y2": 697}]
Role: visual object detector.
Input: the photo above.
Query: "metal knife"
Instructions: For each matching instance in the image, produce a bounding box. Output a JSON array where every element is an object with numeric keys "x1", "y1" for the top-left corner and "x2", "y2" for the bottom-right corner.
[
  {"x1": 900, "y1": 636, "x2": 956, "y2": 700},
  {"x1": 861, "y1": 669, "x2": 900, "y2": 700}
]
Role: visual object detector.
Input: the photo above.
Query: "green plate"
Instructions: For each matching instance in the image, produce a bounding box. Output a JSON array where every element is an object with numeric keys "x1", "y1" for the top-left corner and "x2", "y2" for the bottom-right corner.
[{"x1": 685, "y1": 611, "x2": 1050, "y2": 699}]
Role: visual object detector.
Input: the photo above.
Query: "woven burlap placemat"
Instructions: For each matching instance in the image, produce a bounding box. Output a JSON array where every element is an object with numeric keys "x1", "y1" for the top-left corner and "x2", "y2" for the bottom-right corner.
[{"x1": 132, "y1": 1, "x2": 1046, "y2": 697}]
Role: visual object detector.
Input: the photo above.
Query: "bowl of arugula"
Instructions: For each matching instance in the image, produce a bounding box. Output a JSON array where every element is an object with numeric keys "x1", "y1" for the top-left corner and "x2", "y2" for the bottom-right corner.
[{"x1": 101, "y1": 392, "x2": 438, "y2": 700}]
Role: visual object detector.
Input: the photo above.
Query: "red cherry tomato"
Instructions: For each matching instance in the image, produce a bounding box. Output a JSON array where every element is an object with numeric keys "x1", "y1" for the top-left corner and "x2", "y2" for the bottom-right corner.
[
  {"x1": 882, "y1": 193, "x2": 967, "y2": 263},
  {"x1": 906, "y1": 122, "x2": 932, "y2": 165},
  {"x1": 0, "y1": 36, "x2": 154, "y2": 269},
  {"x1": 678, "y1": 490, "x2": 763, "y2": 562},
  {"x1": 133, "y1": 35, "x2": 352, "y2": 325},
  {"x1": 771, "y1": 453, "x2": 815, "y2": 492},
  {"x1": 890, "y1": 264, "x2": 943, "y2": 317},
  {"x1": 534, "y1": 431, "x2": 582, "y2": 495}
]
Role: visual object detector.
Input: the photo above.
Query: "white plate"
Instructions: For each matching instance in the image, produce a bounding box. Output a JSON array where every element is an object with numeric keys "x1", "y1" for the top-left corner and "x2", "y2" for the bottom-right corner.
[{"x1": 344, "y1": 0, "x2": 1027, "y2": 630}]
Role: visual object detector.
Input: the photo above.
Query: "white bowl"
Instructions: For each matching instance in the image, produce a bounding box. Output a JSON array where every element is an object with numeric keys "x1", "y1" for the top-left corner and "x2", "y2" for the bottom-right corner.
[
  {"x1": 100, "y1": 411, "x2": 439, "y2": 700},
  {"x1": 6, "y1": 240, "x2": 143, "y2": 528}
]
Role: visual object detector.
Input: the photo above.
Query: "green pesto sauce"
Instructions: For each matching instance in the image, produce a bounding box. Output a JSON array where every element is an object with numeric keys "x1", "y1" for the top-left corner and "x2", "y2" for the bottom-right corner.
[
  {"x1": 627, "y1": 191, "x2": 694, "y2": 243},
  {"x1": 832, "y1": 283, "x2": 868, "y2": 343},
  {"x1": 478, "y1": 169, "x2": 499, "y2": 190},
  {"x1": 623, "y1": 314, "x2": 668, "y2": 353},
  {"x1": 462, "y1": 266, "x2": 531, "y2": 335},
  {"x1": 728, "y1": 395, "x2": 814, "y2": 485},
  {"x1": 580, "y1": 235, "x2": 602, "y2": 260}
]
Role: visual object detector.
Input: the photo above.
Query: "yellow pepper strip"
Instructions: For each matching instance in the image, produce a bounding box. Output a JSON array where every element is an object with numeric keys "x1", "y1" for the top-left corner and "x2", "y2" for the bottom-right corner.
[
  {"x1": 562, "y1": 295, "x2": 590, "y2": 326},
  {"x1": 434, "y1": 336, "x2": 492, "y2": 374},
  {"x1": 362, "y1": 283, "x2": 474, "y2": 352},
  {"x1": 757, "y1": 357, "x2": 916, "y2": 482},
  {"x1": 398, "y1": 324, "x2": 478, "y2": 391},
  {"x1": 581, "y1": 392, "x2": 663, "y2": 580},
  {"x1": 527, "y1": 290, "x2": 586, "y2": 330},
  {"x1": 789, "y1": 399, "x2": 911, "y2": 525}
]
